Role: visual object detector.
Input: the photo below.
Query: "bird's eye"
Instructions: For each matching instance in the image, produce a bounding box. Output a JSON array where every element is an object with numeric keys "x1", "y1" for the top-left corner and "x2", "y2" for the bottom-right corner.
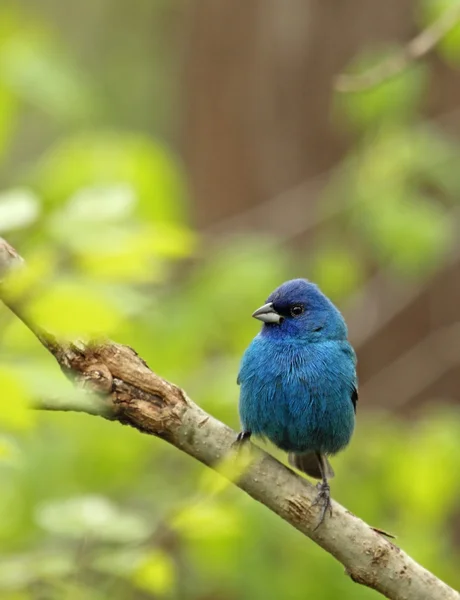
[{"x1": 290, "y1": 304, "x2": 304, "y2": 317}]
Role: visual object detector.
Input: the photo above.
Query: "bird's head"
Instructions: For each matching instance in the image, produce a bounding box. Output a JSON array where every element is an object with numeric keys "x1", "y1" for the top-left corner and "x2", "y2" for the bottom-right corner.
[{"x1": 252, "y1": 278, "x2": 347, "y2": 341}]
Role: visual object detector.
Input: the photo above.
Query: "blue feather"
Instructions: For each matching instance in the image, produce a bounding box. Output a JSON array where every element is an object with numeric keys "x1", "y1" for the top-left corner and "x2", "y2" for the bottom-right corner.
[{"x1": 238, "y1": 278, "x2": 357, "y2": 473}]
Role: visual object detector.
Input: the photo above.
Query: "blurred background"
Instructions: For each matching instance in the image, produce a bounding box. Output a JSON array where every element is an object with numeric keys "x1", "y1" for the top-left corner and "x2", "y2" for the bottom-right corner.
[{"x1": 0, "y1": 0, "x2": 459, "y2": 598}]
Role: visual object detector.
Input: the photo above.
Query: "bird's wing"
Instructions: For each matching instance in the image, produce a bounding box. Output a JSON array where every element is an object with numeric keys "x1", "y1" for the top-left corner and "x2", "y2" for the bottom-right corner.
[
  {"x1": 340, "y1": 343, "x2": 358, "y2": 414},
  {"x1": 351, "y1": 385, "x2": 358, "y2": 413}
]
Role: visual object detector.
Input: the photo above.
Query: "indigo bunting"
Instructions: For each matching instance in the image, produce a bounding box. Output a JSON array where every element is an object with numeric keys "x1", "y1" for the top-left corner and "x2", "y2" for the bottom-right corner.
[{"x1": 237, "y1": 279, "x2": 357, "y2": 526}]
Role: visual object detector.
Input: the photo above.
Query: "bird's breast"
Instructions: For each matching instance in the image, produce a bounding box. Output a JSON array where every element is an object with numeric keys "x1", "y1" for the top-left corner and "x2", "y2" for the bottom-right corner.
[{"x1": 238, "y1": 336, "x2": 356, "y2": 454}]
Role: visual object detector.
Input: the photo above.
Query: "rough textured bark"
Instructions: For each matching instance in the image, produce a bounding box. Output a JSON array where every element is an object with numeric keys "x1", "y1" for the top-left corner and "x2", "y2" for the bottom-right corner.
[
  {"x1": 31, "y1": 343, "x2": 460, "y2": 600},
  {"x1": 0, "y1": 238, "x2": 458, "y2": 600}
]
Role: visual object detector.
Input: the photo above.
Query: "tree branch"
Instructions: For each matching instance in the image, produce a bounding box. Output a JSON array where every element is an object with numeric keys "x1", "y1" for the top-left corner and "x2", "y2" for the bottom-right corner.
[
  {"x1": 33, "y1": 392, "x2": 115, "y2": 417},
  {"x1": 335, "y1": 3, "x2": 460, "y2": 93},
  {"x1": 0, "y1": 238, "x2": 458, "y2": 600}
]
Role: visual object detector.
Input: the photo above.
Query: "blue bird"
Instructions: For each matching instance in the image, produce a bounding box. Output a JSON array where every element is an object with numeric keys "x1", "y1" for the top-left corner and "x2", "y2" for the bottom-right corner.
[{"x1": 236, "y1": 278, "x2": 357, "y2": 526}]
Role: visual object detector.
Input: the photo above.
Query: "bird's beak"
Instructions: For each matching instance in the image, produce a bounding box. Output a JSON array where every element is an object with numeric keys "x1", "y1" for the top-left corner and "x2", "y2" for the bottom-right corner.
[{"x1": 252, "y1": 302, "x2": 282, "y2": 324}]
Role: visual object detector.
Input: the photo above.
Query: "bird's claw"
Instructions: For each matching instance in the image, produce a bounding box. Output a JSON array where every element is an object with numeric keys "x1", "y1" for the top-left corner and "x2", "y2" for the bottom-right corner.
[
  {"x1": 311, "y1": 481, "x2": 332, "y2": 530},
  {"x1": 232, "y1": 431, "x2": 251, "y2": 450}
]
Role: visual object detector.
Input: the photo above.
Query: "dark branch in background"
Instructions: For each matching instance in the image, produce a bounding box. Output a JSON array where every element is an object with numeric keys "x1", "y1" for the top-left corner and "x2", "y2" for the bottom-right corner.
[
  {"x1": 0, "y1": 238, "x2": 458, "y2": 600},
  {"x1": 335, "y1": 3, "x2": 460, "y2": 93}
]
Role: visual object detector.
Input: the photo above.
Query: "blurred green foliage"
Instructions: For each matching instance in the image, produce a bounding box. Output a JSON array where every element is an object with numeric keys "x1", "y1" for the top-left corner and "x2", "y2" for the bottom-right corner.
[
  {"x1": 420, "y1": 0, "x2": 460, "y2": 65},
  {"x1": 0, "y1": 2, "x2": 460, "y2": 600}
]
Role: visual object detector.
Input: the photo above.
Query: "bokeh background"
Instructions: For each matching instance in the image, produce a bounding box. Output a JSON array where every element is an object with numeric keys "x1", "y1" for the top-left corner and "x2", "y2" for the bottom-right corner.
[{"x1": 0, "y1": 1, "x2": 460, "y2": 598}]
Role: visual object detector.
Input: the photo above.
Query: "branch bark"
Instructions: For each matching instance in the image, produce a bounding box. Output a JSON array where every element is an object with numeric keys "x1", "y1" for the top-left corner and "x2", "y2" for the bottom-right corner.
[
  {"x1": 335, "y1": 3, "x2": 460, "y2": 93},
  {"x1": 0, "y1": 238, "x2": 458, "y2": 600}
]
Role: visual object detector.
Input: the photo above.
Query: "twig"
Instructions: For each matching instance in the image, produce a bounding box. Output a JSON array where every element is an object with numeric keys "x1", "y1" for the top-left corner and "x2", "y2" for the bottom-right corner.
[
  {"x1": 0, "y1": 238, "x2": 60, "y2": 356},
  {"x1": 33, "y1": 394, "x2": 115, "y2": 418},
  {"x1": 0, "y1": 238, "x2": 458, "y2": 600},
  {"x1": 335, "y1": 3, "x2": 460, "y2": 93}
]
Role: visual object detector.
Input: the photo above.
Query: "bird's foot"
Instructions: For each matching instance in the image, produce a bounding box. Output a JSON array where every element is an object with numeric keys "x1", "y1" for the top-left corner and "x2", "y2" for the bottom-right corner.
[
  {"x1": 232, "y1": 430, "x2": 251, "y2": 450},
  {"x1": 311, "y1": 481, "x2": 332, "y2": 530}
]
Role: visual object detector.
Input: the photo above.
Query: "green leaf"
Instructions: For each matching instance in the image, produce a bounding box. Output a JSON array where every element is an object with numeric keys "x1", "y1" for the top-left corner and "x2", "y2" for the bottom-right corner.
[
  {"x1": 0, "y1": 188, "x2": 40, "y2": 233},
  {"x1": 0, "y1": 552, "x2": 74, "y2": 591},
  {"x1": 48, "y1": 211, "x2": 196, "y2": 282},
  {"x1": 360, "y1": 195, "x2": 452, "y2": 275},
  {"x1": 0, "y1": 84, "x2": 16, "y2": 160},
  {"x1": 132, "y1": 550, "x2": 175, "y2": 596},
  {"x1": 35, "y1": 495, "x2": 152, "y2": 543},
  {"x1": 172, "y1": 502, "x2": 242, "y2": 541},
  {"x1": 92, "y1": 548, "x2": 147, "y2": 577},
  {"x1": 389, "y1": 414, "x2": 459, "y2": 522},
  {"x1": 0, "y1": 435, "x2": 21, "y2": 465},
  {"x1": 27, "y1": 279, "x2": 124, "y2": 337},
  {"x1": 0, "y1": 13, "x2": 94, "y2": 121},
  {"x1": 309, "y1": 243, "x2": 364, "y2": 301},
  {"x1": 64, "y1": 184, "x2": 137, "y2": 221},
  {"x1": 419, "y1": 0, "x2": 460, "y2": 66},
  {"x1": 34, "y1": 132, "x2": 187, "y2": 223},
  {"x1": 335, "y1": 48, "x2": 427, "y2": 131},
  {"x1": 199, "y1": 450, "x2": 254, "y2": 496},
  {"x1": 0, "y1": 366, "x2": 34, "y2": 431}
]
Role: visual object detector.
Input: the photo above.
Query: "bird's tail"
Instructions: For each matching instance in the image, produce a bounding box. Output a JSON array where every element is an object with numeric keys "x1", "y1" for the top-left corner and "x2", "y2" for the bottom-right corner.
[{"x1": 288, "y1": 452, "x2": 335, "y2": 480}]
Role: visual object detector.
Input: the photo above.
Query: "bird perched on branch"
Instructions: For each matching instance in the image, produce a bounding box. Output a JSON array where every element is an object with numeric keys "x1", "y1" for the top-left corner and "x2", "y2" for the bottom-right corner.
[{"x1": 237, "y1": 279, "x2": 357, "y2": 527}]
